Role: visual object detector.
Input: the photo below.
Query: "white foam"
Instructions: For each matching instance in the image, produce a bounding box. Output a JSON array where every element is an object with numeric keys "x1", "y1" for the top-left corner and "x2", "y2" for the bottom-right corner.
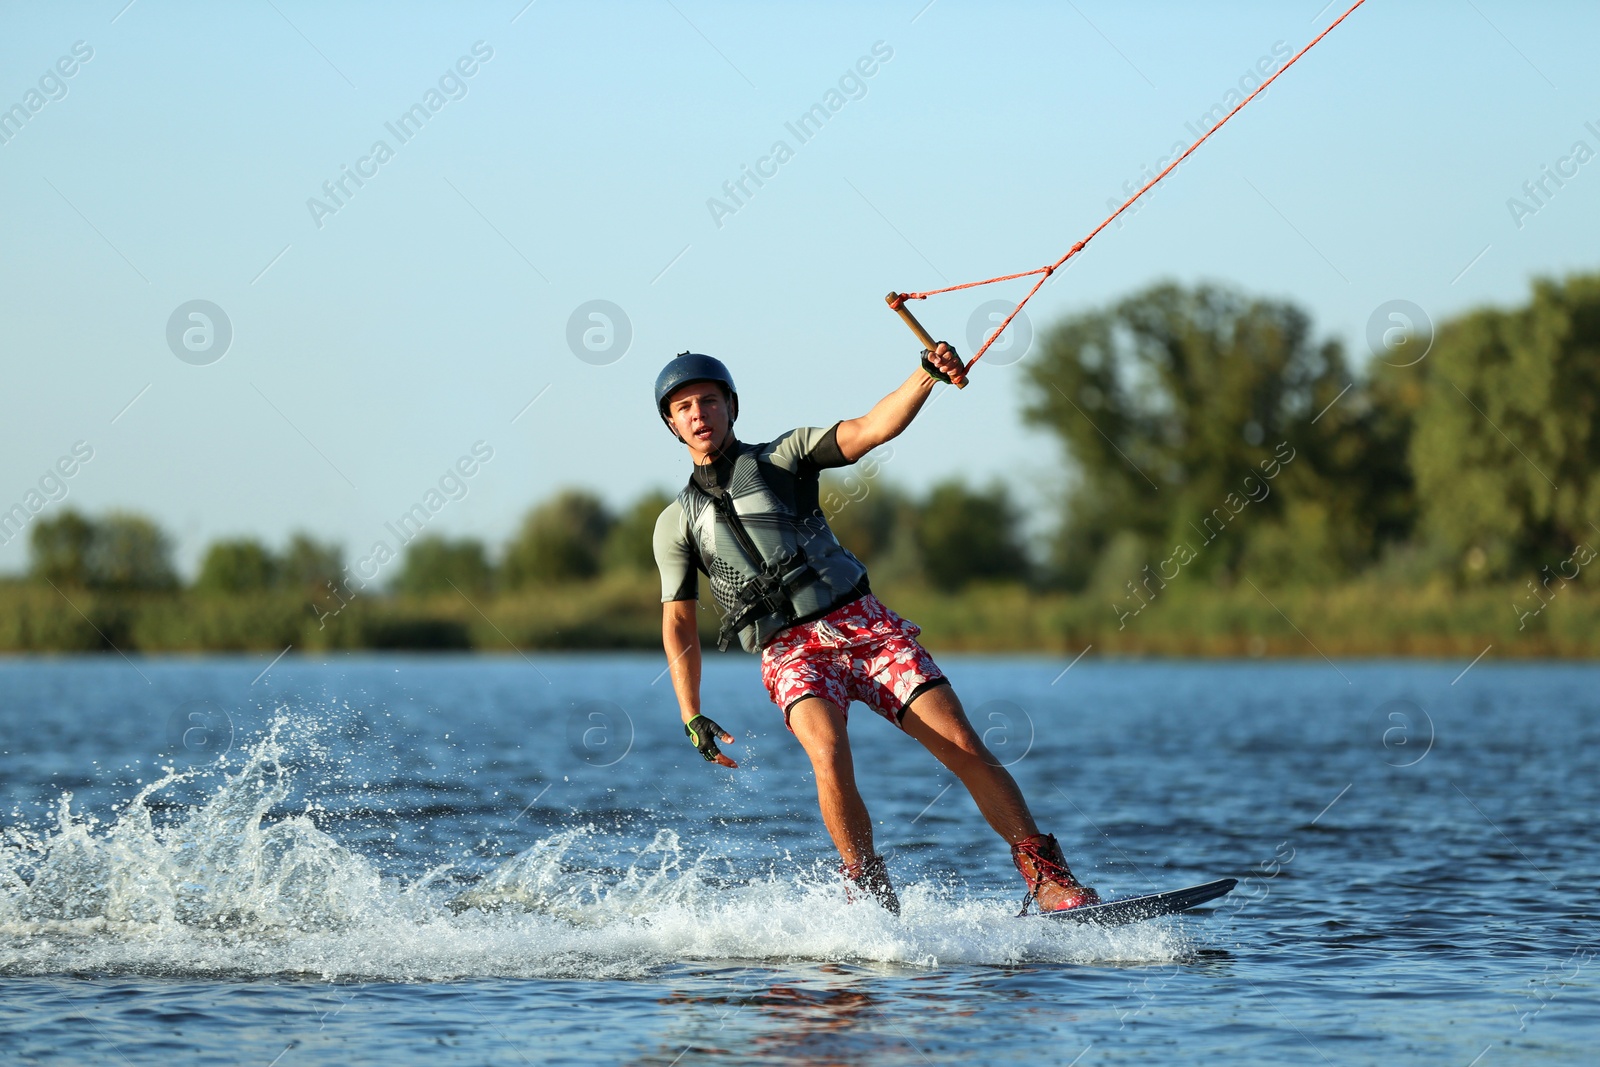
[{"x1": 0, "y1": 724, "x2": 1185, "y2": 980}]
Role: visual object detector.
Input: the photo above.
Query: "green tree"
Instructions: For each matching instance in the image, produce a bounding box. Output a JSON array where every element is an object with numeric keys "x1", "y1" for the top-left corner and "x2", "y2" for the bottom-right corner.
[
  {"x1": 29, "y1": 510, "x2": 94, "y2": 586},
  {"x1": 1022, "y1": 281, "x2": 1410, "y2": 588},
  {"x1": 820, "y1": 472, "x2": 900, "y2": 564},
  {"x1": 195, "y1": 538, "x2": 279, "y2": 594},
  {"x1": 820, "y1": 473, "x2": 925, "y2": 583},
  {"x1": 279, "y1": 532, "x2": 344, "y2": 591},
  {"x1": 1406, "y1": 273, "x2": 1600, "y2": 576},
  {"x1": 601, "y1": 490, "x2": 673, "y2": 574},
  {"x1": 503, "y1": 489, "x2": 614, "y2": 586},
  {"x1": 914, "y1": 479, "x2": 1030, "y2": 591},
  {"x1": 394, "y1": 535, "x2": 492, "y2": 595},
  {"x1": 83, "y1": 512, "x2": 177, "y2": 591}
]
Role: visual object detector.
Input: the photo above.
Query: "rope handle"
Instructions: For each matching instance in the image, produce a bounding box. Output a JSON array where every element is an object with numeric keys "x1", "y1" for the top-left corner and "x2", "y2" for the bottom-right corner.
[
  {"x1": 886, "y1": 292, "x2": 968, "y2": 389},
  {"x1": 885, "y1": 0, "x2": 1368, "y2": 379}
]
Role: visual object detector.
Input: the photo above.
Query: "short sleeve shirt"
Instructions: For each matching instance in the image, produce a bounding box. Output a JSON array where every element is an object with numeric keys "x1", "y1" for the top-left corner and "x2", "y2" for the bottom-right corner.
[{"x1": 653, "y1": 424, "x2": 854, "y2": 603}]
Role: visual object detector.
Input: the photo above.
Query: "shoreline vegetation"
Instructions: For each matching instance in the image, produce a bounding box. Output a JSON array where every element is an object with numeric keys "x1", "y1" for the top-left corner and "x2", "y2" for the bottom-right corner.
[
  {"x1": 8, "y1": 273, "x2": 1598, "y2": 660},
  {"x1": 3, "y1": 577, "x2": 1595, "y2": 659}
]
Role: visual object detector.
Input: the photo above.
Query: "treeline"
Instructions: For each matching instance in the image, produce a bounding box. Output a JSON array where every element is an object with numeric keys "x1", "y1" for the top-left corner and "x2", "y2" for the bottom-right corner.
[
  {"x1": 1019, "y1": 272, "x2": 1600, "y2": 604},
  {"x1": 11, "y1": 495, "x2": 675, "y2": 600},
  {"x1": 13, "y1": 471, "x2": 1028, "y2": 601},
  {"x1": 0, "y1": 474, "x2": 1037, "y2": 652},
  {"x1": 3, "y1": 271, "x2": 1597, "y2": 655}
]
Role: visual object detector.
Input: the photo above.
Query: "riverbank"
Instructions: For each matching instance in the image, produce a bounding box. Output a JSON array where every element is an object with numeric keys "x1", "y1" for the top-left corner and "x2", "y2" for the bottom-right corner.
[{"x1": 1, "y1": 577, "x2": 1591, "y2": 658}]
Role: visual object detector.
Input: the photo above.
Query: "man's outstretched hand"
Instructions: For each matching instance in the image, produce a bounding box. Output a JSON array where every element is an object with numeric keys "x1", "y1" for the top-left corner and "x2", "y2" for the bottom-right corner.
[
  {"x1": 685, "y1": 714, "x2": 738, "y2": 768},
  {"x1": 921, "y1": 342, "x2": 968, "y2": 387}
]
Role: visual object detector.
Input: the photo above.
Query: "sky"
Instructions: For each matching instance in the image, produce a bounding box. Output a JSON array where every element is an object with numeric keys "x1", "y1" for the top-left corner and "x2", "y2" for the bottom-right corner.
[{"x1": 2, "y1": 0, "x2": 1597, "y2": 578}]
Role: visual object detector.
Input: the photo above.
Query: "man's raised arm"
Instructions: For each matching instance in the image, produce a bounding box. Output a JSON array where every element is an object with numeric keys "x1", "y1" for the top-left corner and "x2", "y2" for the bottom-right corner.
[{"x1": 834, "y1": 342, "x2": 966, "y2": 462}]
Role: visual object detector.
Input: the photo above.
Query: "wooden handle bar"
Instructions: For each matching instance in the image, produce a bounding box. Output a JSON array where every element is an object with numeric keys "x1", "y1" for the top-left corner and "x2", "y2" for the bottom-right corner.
[{"x1": 884, "y1": 292, "x2": 968, "y2": 389}]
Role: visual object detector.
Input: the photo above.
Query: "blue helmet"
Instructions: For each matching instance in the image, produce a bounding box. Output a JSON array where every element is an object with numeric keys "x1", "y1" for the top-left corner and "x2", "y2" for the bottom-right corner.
[{"x1": 654, "y1": 352, "x2": 738, "y2": 430}]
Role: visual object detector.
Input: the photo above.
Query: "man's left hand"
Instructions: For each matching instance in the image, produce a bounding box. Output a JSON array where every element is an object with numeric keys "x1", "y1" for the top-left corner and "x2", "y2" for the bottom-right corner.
[{"x1": 921, "y1": 342, "x2": 968, "y2": 387}]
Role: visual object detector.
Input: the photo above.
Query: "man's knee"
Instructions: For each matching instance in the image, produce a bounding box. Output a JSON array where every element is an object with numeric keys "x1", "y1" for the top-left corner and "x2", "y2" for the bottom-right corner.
[{"x1": 943, "y1": 731, "x2": 995, "y2": 771}]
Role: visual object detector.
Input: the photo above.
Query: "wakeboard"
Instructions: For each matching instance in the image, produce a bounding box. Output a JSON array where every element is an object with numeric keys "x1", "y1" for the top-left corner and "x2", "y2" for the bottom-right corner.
[{"x1": 1039, "y1": 877, "x2": 1237, "y2": 926}]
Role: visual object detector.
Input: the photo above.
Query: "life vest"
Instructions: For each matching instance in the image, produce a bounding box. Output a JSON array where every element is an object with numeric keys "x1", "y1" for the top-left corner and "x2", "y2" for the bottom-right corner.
[{"x1": 678, "y1": 442, "x2": 869, "y2": 652}]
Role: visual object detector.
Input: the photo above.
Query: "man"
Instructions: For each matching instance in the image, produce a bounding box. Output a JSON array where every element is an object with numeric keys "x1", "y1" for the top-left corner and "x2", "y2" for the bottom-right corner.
[{"x1": 651, "y1": 346, "x2": 1098, "y2": 915}]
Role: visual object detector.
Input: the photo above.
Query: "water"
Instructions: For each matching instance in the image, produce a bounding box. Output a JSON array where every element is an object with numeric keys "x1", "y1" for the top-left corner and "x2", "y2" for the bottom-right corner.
[{"x1": 1, "y1": 654, "x2": 1595, "y2": 1065}]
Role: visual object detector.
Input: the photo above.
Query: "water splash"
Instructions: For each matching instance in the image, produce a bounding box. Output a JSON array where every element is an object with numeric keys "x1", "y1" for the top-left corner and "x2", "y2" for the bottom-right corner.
[{"x1": 0, "y1": 722, "x2": 1186, "y2": 980}]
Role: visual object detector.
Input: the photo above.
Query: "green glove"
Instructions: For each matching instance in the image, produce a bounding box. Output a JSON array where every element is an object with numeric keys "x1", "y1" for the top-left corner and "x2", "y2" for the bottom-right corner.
[
  {"x1": 684, "y1": 714, "x2": 729, "y2": 763},
  {"x1": 920, "y1": 348, "x2": 954, "y2": 384}
]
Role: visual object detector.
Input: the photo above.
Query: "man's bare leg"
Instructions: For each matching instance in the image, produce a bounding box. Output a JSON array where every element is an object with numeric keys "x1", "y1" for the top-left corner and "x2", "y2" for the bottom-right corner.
[
  {"x1": 898, "y1": 683, "x2": 1039, "y2": 843},
  {"x1": 900, "y1": 683, "x2": 1097, "y2": 910},
  {"x1": 787, "y1": 696, "x2": 875, "y2": 866}
]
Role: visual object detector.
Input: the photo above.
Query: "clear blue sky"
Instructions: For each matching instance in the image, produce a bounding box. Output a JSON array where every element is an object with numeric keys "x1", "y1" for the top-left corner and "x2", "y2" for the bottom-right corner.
[{"x1": 3, "y1": 0, "x2": 1597, "y2": 577}]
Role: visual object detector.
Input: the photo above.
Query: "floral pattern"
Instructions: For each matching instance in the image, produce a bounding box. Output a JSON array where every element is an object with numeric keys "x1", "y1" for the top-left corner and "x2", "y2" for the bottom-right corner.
[{"x1": 760, "y1": 594, "x2": 945, "y2": 729}]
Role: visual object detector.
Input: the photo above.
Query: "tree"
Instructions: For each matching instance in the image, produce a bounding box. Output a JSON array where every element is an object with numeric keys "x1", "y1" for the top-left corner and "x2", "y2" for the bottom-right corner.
[
  {"x1": 279, "y1": 533, "x2": 344, "y2": 592},
  {"x1": 1406, "y1": 272, "x2": 1600, "y2": 576},
  {"x1": 29, "y1": 510, "x2": 94, "y2": 586},
  {"x1": 820, "y1": 472, "x2": 900, "y2": 564},
  {"x1": 819, "y1": 472, "x2": 924, "y2": 584},
  {"x1": 82, "y1": 512, "x2": 177, "y2": 591},
  {"x1": 394, "y1": 535, "x2": 492, "y2": 595},
  {"x1": 1021, "y1": 281, "x2": 1412, "y2": 588},
  {"x1": 195, "y1": 538, "x2": 279, "y2": 594},
  {"x1": 502, "y1": 489, "x2": 614, "y2": 586},
  {"x1": 914, "y1": 479, "x2": 1031, "y2": 591},
  {"x1": 601, "y1": 490, "x2": 673, "y2": 574}
]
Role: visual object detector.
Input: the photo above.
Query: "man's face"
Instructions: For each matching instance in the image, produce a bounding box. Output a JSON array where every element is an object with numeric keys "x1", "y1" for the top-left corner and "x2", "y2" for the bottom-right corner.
[{"x1": 666, "y1": 382, "x2": 732, "y2": 458}]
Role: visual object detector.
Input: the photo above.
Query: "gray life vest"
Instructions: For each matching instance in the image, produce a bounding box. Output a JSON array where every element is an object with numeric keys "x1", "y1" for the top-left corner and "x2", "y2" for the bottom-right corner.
[{"x1": 678, "y1": 443, "x2": 869, "y2": 653}]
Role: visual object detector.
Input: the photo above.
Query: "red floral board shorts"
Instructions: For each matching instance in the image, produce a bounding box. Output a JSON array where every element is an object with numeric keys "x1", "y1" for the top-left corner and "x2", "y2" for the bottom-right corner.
[{"x1": 759, "y1": 593, "x2": 948, "y2": 730}]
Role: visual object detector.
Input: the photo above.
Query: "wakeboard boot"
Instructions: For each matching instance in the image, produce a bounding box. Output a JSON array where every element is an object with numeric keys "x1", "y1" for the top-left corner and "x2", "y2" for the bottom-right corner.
[
  {"x1": 1011, "y1": 832, "x2": 1100, "y2": 914},
  {"x1": 839, "y1": 853, "x2": 901, "y2": 915}
]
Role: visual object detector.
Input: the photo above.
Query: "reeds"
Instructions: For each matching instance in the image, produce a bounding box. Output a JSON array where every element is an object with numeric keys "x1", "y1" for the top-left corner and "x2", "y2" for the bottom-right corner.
[{"x1": 2, "y1": 577, "x2": 1592, "y2": 658}]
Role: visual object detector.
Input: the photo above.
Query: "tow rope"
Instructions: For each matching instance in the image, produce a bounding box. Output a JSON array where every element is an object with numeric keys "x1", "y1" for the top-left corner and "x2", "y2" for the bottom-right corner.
[{"x1": 885, "y1": 0, "x2": 1369, "y2": 387}]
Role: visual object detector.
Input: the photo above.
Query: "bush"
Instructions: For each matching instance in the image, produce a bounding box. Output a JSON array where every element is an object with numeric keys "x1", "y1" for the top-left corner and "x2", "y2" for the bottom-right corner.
[
  {"x1": 915, "y1": 480, "x2": 1031, "y2": 591},
  {"x1": 503, "y1": 489, "x2": 613, "y2": 586},
  {"x1": 279, "y1": 533, "x2": 344, "y2": 592},
  {"x1": 393, "y1": 535, "x2": 492, "y2": 596},
  {"x1": 30, "y1": 510, "x2": 177, "y2": 591},
  {"x1": 602, "y1": 491, "x2": 672, "y2": 574},
  {"x1": 195, "y1": 538, "x2": 279, "y2": 594}
]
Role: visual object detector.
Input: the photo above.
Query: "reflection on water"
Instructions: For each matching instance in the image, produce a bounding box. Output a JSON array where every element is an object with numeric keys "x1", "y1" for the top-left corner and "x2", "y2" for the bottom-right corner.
[{"x1": 656, "y1": 965, "x2": 969, "y2": 1067}]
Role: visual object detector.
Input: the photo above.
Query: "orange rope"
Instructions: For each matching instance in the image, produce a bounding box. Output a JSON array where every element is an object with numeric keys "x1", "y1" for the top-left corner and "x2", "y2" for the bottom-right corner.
[{"x1": 893, "y1": 0, "x2": 1369, "y2": 371}]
